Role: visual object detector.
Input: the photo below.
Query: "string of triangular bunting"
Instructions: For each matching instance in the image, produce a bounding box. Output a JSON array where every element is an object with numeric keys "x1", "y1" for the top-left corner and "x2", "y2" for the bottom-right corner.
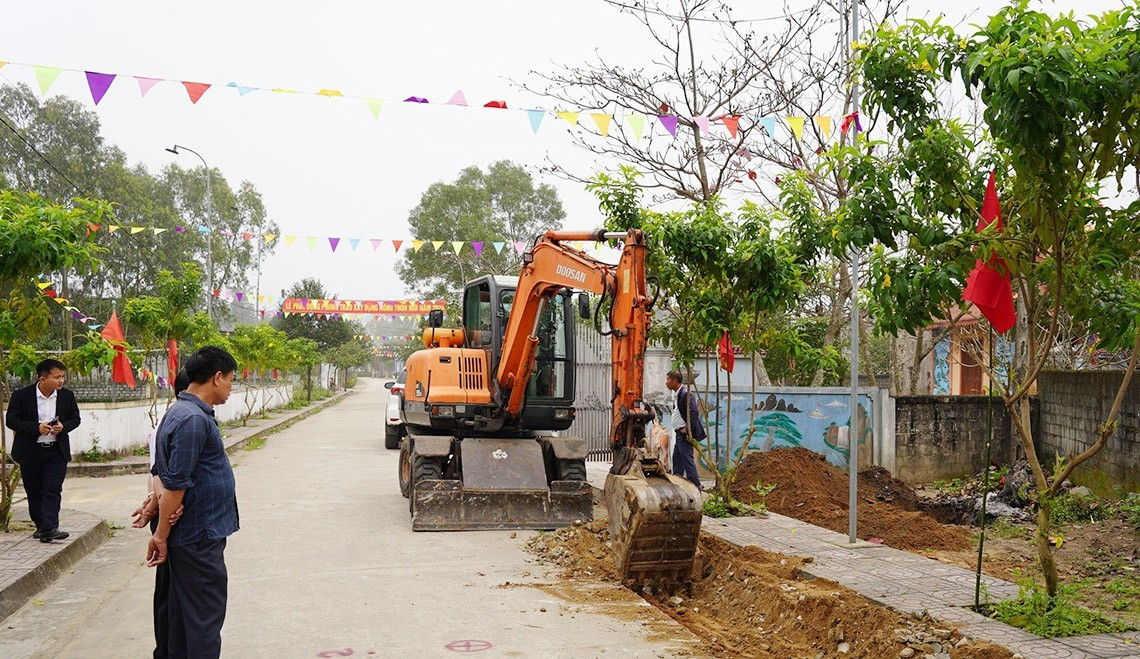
[
  {"x1": 87, "y1": 223, "x2": 618, "y2": 256},
  {"x1": 0, "y1": 59, "x2": 860, "y2": 142}
]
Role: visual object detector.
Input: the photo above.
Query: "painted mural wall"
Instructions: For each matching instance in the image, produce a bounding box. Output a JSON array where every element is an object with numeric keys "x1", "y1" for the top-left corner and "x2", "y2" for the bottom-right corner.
[{"x1": 701, "y1": 389, "x2": 876, "y2": 471}]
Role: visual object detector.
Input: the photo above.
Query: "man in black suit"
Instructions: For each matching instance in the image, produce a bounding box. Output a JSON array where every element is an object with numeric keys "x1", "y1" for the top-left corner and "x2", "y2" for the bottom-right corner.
[{"x1": 5, "y1": 358, "x2": 81, "y2": 542}]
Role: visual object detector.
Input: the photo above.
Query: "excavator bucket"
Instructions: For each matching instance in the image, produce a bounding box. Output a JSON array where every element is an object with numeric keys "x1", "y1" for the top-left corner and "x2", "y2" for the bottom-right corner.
[
  {"x1": 604, "y1": 467, "x2": 703, "y2": 593},
  {"x1": 412, "y1": 438, "x2": 593, "y2": 531}
]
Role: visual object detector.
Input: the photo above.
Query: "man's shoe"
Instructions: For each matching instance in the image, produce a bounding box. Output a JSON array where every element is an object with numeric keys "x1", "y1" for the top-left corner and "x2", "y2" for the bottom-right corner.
[
  {"x1": 39, "y1": 529, "x2": 69, "y2": 543},
  {"x1": 32, "y1": 530, "x2": 43, "y2": 539}
]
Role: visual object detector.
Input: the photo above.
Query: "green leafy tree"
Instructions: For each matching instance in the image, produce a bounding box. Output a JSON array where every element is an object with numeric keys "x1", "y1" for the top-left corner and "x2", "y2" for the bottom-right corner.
[
  {"x1": 227, "y1": 323, "x2": 293, "y2": 423},
  {"x1": 855, "y1": 2, "x2": 1140, "y2": 596},
  {"x1": 326, "y1": 339, "x2": 372, "y2": 389},
  {"x1": 590, "y1": 169, "x2": 803, "y2": 504},
  {"x1": 395, "y1": 161, "x2": 565, "y2": 310},
  {"x1": 123, "y1": 262, "x2": 206, "y2": 426},
  {"x1": 0, "y1": 189, "x2": 109, "y2": 530},
  {"x1": 0, "y1": 83, "x2": 278, "y2": 332}
]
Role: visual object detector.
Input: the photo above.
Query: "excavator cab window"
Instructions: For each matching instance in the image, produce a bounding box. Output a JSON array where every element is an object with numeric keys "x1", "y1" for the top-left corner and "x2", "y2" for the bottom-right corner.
[
  {"x1": 498, "y1": 290, "x2": 570, "y2": 400},
  {"x1": 463, "y1": 282, "x2": 493, "y2": 347}
]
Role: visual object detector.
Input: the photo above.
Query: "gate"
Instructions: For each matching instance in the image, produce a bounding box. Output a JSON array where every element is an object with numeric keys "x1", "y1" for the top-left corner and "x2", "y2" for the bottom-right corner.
[{"x1": 568, "y1": 327, "x2": 613, "y2": 461}]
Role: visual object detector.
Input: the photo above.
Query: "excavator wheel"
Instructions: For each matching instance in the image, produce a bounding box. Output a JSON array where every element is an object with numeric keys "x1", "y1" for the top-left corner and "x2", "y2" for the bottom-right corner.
[
  {"x1": 604, "y1": 466, "x2": 702, "y2": 594},
  {"x1": 398, "y1": 440, "x2": 412, "y2": 499},
  {"x1": 557, "y1": 459, "x2": 587, "y2": 482}
]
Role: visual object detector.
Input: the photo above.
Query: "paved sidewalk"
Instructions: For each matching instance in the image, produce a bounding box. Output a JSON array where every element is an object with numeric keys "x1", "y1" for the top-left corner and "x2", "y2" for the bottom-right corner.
[
  {"x1": 586, "y1": 463, "x2": 1140, "y2": 659},
  {"x1": 0, "y1": 389, "x2": 352, "y2": 625}
]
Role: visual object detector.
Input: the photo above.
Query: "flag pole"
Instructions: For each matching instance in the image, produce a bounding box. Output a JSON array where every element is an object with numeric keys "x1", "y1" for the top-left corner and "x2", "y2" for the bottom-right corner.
[
  {"x1": 975, "y1": 325, "x2": 995, "y2": 607},
  {"x1": 847, "y1": 0, "x2": 862, "y2": 545}
]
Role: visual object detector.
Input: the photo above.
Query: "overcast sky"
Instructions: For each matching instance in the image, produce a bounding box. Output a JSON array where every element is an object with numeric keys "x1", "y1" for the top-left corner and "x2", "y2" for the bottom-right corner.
[{"x1": 0, "y1": 0, "x2": 1126, "y2": 306}]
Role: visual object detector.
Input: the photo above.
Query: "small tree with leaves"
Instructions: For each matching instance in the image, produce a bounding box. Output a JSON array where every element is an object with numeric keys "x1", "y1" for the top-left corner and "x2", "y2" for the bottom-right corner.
[
  {"x1": 855, "y1": 2, "x2": 1140, "y2": 597},
  {"x1": 0, "y1": 190, "x2": 109, "y2": 530}
]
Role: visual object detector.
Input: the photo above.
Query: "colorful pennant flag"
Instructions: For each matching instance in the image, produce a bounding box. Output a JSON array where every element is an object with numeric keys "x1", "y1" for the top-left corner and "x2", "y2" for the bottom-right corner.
[
  {"x1": 693, "y1": 116, "x2": 710, "y2": 136},
  {"x1": 136, "y1": 76, "x2": 161, "y2": 96},
  {"x1": 33, "y1": 66, "x2": 63, "y2": 95},
  {"x1": 962, "y1": 172, "x2": 1016, "y2": 334},
  {"x1": 85, "y1": 72, "x2": 115, "y2": 105},
  {"x1": 657, "y1": 115, "x2": 678, "y2": 136},
  {"x1": 525, "y1": 109, "x2": 545, "y2": 134},
  {"x1": 626, "y1": 113, "x2": 646, "y2": 142},
  {"x1": 431, "y1": 240, "x2": 444, "y2": 252},
  {"x1": 182, "y1": 81, "x2": 211, "y2": 104},
  {"x1": 786, "y1": 116, "x2": 805, "y2": 141},
  {"x1": 591, "y1": 113, "x2": 611, "y2": 136},
  {"x1": 759, "y1": 116, "x2": 776, "y2": 138},
  {"x1": 557, "y1": 111, "x2": 579, "y2": 126},
  {"x1": 447, "y1": 90, "x2": 467, "y2": 106},
  {"x1": 363, "y1": 98, "x2": 384, "y2": 119},
  {"x1": 450, "y1": 241, "x2": 464, "y2": 255},
  {"x1": 329, "y1": 237, "x2": 341, "y2": 252},
  {"x1": 720, "y1": 115, "x2": 740, "y2": 138}
]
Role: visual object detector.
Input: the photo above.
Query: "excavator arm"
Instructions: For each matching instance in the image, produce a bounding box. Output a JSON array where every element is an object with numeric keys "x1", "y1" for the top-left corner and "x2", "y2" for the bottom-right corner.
[
  {"x1": 497, "y1": 228, "x2": 701, "y2": 593},
  {"x1": 496, "y1": 228, "x2": 654, "y2": 451}
]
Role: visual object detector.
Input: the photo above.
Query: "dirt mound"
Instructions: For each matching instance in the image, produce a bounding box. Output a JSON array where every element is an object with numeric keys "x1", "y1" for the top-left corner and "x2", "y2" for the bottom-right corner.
[
  {"x1": 527, "y1": 522, "x2": 1013, "y2": 658},
  {"x1": 731, "y1": 447, "x2": 970, "y2": 552}
]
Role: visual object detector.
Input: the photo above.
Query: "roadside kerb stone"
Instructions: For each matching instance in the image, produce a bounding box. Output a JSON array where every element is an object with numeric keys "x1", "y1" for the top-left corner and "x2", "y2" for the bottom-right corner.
[
  {"x1": 0, "y1": 510, "x2": 110, "y2": 622},
  {"x1": 67, "y1": 390, "x2": 353, "y2": 478},
  {"x1": 582, "y1": 462, "x2": 1140, "y2": 659}
]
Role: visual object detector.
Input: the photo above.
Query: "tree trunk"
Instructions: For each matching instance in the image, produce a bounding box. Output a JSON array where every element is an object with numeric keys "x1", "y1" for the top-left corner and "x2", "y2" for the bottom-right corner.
[
  {"x1": 812, "y1": 263, "x2": 851, "y2": 386},
  {"x1": 752, "y1": 352, "x2": 772, "y2": 387},
  {"x1": 908, "y1": 330, "x2": 927, "y2": 396}
]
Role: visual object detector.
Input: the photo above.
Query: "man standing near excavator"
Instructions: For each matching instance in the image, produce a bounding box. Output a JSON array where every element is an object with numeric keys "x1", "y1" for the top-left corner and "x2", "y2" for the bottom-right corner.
[{"x1": 666, "y1": 370, "x2": 703, "y2": 490}]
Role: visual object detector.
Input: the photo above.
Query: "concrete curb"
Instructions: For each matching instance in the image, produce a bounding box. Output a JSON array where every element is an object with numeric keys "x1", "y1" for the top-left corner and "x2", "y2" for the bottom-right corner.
[
  {"x1": 66, "y1": 390, "x2": 354, "y2": 478},
  {"x1": 0, "y1": 510, "x2": 110, "y2": 622}
]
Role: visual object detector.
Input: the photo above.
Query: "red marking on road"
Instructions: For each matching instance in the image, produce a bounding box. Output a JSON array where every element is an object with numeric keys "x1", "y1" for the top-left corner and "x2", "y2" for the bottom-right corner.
[{"x1": 445, "y1": 639, "x2": 493, "y2": 652}]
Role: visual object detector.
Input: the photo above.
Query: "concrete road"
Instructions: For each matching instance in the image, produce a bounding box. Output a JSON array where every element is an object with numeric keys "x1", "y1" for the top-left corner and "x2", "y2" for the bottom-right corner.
[{"x1": 0, "y1": 378, "x2": 702, "y2": 658}]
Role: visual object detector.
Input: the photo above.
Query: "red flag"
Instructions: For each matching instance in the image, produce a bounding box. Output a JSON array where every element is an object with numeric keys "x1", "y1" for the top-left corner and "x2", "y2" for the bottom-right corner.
[
  {"x1": 962, "y1": 172, "x2": 1016, "y2": 334},
  {"x1": 99, "y1": 311, "x2": 136, "y2": 388},
  {"x1": 717, "y1": 330, "x2": 735, "y2": 373},
  {"x1": 168, "y1": 340, "x2": 179, "y2": 384}
]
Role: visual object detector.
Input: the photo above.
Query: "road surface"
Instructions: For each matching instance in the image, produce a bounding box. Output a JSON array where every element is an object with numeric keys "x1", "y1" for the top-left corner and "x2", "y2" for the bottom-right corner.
[{"x1": 0, "y1": 377, "x2": 701, "y2": 658}]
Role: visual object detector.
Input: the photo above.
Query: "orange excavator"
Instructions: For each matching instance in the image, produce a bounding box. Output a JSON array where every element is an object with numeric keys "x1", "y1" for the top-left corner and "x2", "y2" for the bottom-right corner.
[{"x1": 396, "y1": 228, "x2": 701, "y2": 590}]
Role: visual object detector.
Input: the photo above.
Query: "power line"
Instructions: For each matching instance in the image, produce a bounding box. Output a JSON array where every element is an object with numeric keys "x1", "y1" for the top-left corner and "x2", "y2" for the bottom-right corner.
[{"x1": 0, "y1": 111, "x2": 88, "y2": 197}]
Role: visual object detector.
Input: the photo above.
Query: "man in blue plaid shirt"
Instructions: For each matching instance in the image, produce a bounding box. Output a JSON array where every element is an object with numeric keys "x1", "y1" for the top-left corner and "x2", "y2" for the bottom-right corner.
[{"x1": 148, "y1": 346, "x2": 240, "y2": 659}]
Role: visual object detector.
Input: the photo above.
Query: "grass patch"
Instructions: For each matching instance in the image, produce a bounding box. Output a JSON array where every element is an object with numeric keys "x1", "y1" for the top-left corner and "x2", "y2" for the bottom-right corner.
[
  {"x1": 973, "y1": 519, "x2": 1028, "y2": 545},
  {"x1": 243, "y1": 437, "x2": 266, "y2": 451},
  {"x1": 984, "y1": 575, "x2": 1134, "y2": 637},
  {"x1": 1049, "y1": 492, "x2": 1114, "y2": 527},
  {"x1": 131, "y1": 445, "x2": 149, "y2": 457}
]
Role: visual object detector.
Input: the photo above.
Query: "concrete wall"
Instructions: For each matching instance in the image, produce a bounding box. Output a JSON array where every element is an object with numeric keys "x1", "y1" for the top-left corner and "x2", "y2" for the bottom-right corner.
[
  {"x1": 3, "y1": 384, "x2": 293, "y2": 456},
  {"x1": 892, "y1": 396, "x2": 1020, "y2": 483},
  {"x1": 1038, "y1": 370, "x2": 1140, "y2": 493}
]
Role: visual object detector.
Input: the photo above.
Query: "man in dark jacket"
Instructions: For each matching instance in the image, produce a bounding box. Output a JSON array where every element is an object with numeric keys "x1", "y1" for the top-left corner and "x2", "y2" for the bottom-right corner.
[
  {"x1": 5, "y1": 358, "x2": 81, "y2": 542},
  {"x1": 666, "y1": 370, "x2": 704, "y2": 489}
]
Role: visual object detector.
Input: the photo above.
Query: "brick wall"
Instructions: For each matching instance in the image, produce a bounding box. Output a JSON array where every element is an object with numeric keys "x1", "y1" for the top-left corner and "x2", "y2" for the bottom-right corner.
[
  {"x1": 6, "y1": 379, "x2": 149, "y2": 402},
  {"x1": 893, "y1": 396, "x2": 1020, "y2": 482},
  {"x1": 1038, "y1": 370, "x2": 1140, "y2": 493}
]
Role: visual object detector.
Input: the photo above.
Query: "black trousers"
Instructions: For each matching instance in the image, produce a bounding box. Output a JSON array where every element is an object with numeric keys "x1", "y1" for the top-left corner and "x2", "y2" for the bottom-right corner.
[
  {"x1": 672, "y1": 431, "x2": 702, "y2": 489},
  {"x1": 164, "y1": 538, "x2": 228, "y2": 659},
  {"x1": 148, "y1": 517, "x2": 171, "y2": 659},
  {"x1": 17, "y1": 446, "x2": 67, "y2": 532}
]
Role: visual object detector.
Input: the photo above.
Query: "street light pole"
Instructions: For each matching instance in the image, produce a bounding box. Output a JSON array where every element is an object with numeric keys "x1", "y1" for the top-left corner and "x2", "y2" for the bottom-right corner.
[{"x1": 166, "y1": 145, "x2": 213, "y2": 319}]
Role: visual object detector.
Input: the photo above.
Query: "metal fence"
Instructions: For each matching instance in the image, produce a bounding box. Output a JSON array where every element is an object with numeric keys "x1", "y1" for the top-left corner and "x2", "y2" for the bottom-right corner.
[{"x1": 567, "y1": 328, "x2": 615, "y2": 461}]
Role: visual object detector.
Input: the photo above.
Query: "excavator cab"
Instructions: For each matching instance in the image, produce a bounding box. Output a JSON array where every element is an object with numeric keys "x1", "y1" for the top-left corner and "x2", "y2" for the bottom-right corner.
[{"x1": 461, "y1": 276, "x2": 577, "y2": 433}]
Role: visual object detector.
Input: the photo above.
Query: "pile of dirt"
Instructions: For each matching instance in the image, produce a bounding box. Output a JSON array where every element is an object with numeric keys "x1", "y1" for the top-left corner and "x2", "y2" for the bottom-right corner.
[
  {"x1": 731, "y1": 447, "x2": 971, "y2": 552},
  {"x1": 527, "y1": 522, "x2": 1013, "y2": 658}
]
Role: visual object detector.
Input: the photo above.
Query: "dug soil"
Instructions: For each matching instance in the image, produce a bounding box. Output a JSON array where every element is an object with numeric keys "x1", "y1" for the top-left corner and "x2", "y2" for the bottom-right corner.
[
  {"x1": 729, "y1": 447, "x2": 971, "y2": 552},
  {"x1": 528, "y1": 520, "x2": 1013, "y2": 658}
]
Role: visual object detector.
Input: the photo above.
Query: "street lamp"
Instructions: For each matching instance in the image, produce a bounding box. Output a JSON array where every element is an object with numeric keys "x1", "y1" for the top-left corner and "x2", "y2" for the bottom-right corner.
[{"x1": 166, "y1": 145, "x2": 213, "y2": 318}]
